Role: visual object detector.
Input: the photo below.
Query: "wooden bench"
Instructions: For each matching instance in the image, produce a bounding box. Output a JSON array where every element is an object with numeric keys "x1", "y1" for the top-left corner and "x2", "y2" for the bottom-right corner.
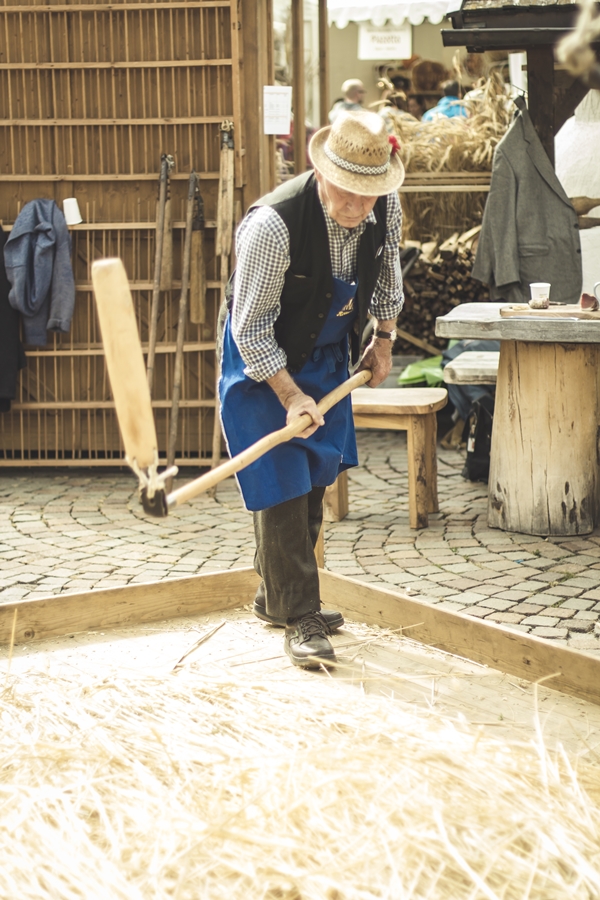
[
  {"x1": 324, "y1": 387, "x2": 448, "y2": 530},
  {"x1": 442, "y1": 350, "x2": 499, "y2": 385}
]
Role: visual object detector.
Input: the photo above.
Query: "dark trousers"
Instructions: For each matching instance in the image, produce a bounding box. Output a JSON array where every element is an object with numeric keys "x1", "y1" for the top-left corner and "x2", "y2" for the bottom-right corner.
[{"x1": 253, "y1": 486, "x2": 325, "y2": 622}]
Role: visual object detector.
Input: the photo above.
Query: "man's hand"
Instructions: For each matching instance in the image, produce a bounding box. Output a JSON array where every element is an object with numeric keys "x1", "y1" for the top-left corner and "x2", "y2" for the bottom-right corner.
[
  {"x1": 267, "y1": 369, "x2": 325, "y2": 439},
  {"x1": 358, "y1": 336, "x2": 393, "y2": 387}
]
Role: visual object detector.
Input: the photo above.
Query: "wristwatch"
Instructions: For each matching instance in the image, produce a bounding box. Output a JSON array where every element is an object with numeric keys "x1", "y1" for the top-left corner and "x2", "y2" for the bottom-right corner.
[{"x1": 374, "y1": 329, "x2": 397, "y2": 341}]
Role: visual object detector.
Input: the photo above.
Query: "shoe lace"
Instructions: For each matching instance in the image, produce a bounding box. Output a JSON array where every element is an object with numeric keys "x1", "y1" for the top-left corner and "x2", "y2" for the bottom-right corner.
[{"x1": 298, "y1": 611, "x2": 332, "y2": 640}]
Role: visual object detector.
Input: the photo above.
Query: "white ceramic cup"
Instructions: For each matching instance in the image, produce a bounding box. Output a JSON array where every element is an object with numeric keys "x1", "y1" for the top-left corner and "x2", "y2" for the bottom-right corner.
[
  {"x1": 63, "y1": 197, "x2": 83, "y2": 226},
  {"x1": 530, "y1": 282, "x2": 551, "y2": 301},
  {"x1": 594, "y1": 282, "x2": 600, "y2": 302}
]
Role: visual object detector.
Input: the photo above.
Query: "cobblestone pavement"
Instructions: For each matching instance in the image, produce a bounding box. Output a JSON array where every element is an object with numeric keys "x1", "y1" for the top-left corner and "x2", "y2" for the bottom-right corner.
[{"x1": 2, "y1": 429, "x2": 600, "y2": 654}]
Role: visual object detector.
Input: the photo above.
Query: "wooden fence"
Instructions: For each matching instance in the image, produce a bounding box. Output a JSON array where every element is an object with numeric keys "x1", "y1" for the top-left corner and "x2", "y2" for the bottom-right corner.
[{"x1": 0, "y1": 0, "x2": 268, "y2": 466}]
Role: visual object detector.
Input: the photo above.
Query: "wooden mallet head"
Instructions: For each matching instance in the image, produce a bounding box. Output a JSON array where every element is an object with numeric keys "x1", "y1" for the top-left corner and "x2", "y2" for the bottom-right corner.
[{"x1": 91, "y1": 258, "x2": 170, "y2": 515}]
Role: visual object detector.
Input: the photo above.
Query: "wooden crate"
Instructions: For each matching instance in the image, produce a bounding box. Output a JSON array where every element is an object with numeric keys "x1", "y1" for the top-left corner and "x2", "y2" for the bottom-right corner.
[{"x1": 0, "y1": 0, "x2": 275, "y2": 466}]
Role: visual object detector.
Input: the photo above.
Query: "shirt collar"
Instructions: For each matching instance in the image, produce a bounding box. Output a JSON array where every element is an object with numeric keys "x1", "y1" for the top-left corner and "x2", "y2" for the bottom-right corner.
[{"x1": 318, "y1": 192, "x2": 377, "y2": 234}]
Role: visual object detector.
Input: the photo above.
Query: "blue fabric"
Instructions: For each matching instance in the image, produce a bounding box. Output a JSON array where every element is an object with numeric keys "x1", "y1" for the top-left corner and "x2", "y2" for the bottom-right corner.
[
  {"x1": 422, "y1": 96, "x2": 467, "y2": 122},
  {"x1": 4, "y1": 199, "x2": 75, "y2": 346},
  {"x1": 219, "y1": 277, "x2": 359, "y2": 511}
]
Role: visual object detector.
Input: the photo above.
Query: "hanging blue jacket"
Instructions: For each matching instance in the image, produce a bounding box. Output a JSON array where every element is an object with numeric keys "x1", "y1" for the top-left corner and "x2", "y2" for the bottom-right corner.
[
  {"x1": 422, "y1": 96, "x2": 468, "y2": 122},
  {"x1": 4, "y1": 199, "x2": 76, "y2": 346}
]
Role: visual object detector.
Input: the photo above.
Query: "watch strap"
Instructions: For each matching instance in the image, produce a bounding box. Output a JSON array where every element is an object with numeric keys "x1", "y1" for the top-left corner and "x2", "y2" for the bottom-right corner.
[{"x1": 374, "y1": 329, "x2": 395, "y2": 340}]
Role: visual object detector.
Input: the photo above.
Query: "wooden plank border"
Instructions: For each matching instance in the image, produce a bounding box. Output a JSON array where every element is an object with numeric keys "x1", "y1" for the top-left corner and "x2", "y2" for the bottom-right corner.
[
  {"x1": 0, "y1": 569, "x2": 260, "y2": 645},
  {"x1": 2, "y1": 567, "x2": 599, "y2": 708},
  {"x1": 320, "y1": 570, "x2": 600, "y2": 707}
]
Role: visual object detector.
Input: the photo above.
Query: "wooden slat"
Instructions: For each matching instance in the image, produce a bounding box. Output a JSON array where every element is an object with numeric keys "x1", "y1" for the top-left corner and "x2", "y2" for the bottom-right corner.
[
  {"x1": 400, "y1": 185, "x2": 491, "y2": 193},
  {"x1": 320, "y1": 571, "x2": 600, "y2": 707},
  {"x1": 318, "y1": 0, "x2": 329, "y2": 127},
  {"x1": 0, "y1": 174, "x2": 219, "y2": 181},
  {"x1": 2, "y1": 116, "x2": 229, "y2": 125},
  {"x1": 0, "y1": 60, "x2": 232, "y2": 69},
  {"x1": 291, "y1": 0, "x2": 305, "y2": 175},
  {"x1": 75, "y1": 281, "x2": 220, "y2": 290},
  {"x1": 3, "y1": 221, "x2": 217, "y2": 231},
  {"x1": 0, "y1": 2, "x2": 230, "y2": 11},
  {"x1": 12, "y1": 400, "x2": 216, "y2": 410},
  {"x1": 0, "y1": 569, "x2": 260, "y2": 645},
  {"x1": 23, "y1": 342, "x2": 217, "y2": 357},
  {"x1": 0, "y1": 458, "x2": 212, "y2": 467}
]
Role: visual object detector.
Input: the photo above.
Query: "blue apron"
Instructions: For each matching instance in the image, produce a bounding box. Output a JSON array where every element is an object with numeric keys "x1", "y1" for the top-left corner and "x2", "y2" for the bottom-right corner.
[{"x1": 219, "y1": 277, "x2": 359, "y2": 511}]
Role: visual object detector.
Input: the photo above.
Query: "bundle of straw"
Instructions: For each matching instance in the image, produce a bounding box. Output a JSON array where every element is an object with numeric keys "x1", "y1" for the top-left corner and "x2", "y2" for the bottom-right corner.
[
  {"x1": 395, "y1": 72, "x2": 513, "y2": 242},
  {"x1": 1, "y1": 668, "x2": 600, "y2": 898}
]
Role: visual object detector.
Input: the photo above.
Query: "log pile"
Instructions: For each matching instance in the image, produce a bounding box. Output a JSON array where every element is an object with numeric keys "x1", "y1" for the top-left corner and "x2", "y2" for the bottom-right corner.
[{"x1": 395, "y1": 226, "x2": 490, "y2": 356}]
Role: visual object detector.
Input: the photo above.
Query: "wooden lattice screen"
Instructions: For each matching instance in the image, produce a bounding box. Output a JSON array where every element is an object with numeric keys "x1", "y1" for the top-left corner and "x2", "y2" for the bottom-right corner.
[{"x1": 0, "y1": 0, "x2": 245, "y2": 466}]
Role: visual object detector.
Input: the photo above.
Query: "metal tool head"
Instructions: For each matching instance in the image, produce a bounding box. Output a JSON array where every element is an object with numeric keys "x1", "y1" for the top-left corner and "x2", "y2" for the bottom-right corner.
[{"x1": 141, "y1": 487, "x2": 169, "y2": 518}]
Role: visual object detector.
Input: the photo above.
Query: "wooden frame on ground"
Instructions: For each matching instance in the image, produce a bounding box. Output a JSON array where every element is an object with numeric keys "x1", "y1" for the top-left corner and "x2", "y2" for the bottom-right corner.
[{"x1": 1, "y1": 568, "x2": 599, "y2": 707}]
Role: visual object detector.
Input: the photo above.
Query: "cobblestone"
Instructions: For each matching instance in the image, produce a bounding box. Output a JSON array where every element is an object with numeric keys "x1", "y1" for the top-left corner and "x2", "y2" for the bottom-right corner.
[{"x1": 2, "y1": 431, "x2": 600, "y2": 654}]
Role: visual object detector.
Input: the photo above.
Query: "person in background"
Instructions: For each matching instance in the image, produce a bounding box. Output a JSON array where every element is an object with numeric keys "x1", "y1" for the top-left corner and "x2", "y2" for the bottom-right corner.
[
  {"x1": 421, "y1": 81, "x2": 468, "y2": 122},
  {"x1": 407, "y1": 94, "x2": 426, "y2": 120},
  {"x1": 328, "y1": 79, "x2": 367, "y2": 123},
  {"x1": 379, "y1": 91, "x2": 415, "y2": 133}
]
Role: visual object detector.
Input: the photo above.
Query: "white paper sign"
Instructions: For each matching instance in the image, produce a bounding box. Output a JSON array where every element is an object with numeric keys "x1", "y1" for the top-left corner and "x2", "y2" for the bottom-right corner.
[
  {"x1": 358, "y1": 23, "x2": 412, "y2": 61},
  {"x1": 263, "y1": 85, "x2": 292, "y2": 135}
]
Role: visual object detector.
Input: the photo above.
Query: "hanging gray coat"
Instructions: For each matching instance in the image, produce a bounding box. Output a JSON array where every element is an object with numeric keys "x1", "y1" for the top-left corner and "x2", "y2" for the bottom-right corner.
[
  {"x1": 4, "y1": 199, "x2": 76, "y2": 345},
  {"x1": 472, "y1": 96, "x2": 582, "y2": 305}
]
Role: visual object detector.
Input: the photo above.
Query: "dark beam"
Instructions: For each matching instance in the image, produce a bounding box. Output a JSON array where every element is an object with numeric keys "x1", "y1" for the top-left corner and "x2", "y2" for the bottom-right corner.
[
  {"x1": 442, "y1": 26, "x2": 571, "y2": 51},
  {"x1": 292, "y1": 0, "x2": 306, "y2": 175},
  {"x1": 527, "y1": 44, "x2": 555, "y2": 167},
  {"x1": 318, "y1": 0, "x2": 329, "y2": 127}
]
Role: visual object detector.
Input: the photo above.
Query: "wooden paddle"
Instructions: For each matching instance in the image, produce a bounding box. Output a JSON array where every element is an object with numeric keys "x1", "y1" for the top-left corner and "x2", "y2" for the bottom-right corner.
[{"x1": 92, "y1": 257, "x2": 372, "y2": 518}]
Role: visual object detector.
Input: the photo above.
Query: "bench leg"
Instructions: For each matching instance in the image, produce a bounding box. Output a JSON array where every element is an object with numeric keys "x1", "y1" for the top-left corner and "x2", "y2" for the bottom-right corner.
[
  {"x1": 407, "y1": 415, "x2": 429, "y2": 529},
  {"x1": 315, "y1": 524, "x2": 325, "y2": 568},
  {"x1": 324, "y1": 470, "x2": 349, "y2": 522},
  {"x1": 424, "y1": 412, "x2": 439, "y2": 514}
]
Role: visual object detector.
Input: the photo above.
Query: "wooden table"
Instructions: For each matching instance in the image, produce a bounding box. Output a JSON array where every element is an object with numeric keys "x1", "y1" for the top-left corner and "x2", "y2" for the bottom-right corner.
[{"x1": 436, "y1": 303, "x2": 600, "y2": 536}]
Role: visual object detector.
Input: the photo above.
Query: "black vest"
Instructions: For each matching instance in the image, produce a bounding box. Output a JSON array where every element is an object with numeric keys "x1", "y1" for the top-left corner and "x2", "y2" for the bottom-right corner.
[{"x1": 248, "y1": 172, "x2": 387, "y2": 373}]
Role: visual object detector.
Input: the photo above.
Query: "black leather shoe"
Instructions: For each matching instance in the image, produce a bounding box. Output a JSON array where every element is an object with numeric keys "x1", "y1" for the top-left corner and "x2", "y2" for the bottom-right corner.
[
  {"x1": 253, "y1": 600, "x2": 344, "y2": 630},
  {"x1": 284, "y1": 611, "x2": 336, "y2": 668}
]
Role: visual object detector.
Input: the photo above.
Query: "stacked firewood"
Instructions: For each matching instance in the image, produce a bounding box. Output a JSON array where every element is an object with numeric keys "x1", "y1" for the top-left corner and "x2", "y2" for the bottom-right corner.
[{"x1": 395, "y1": 227, "x2": 490, "y2": 356}]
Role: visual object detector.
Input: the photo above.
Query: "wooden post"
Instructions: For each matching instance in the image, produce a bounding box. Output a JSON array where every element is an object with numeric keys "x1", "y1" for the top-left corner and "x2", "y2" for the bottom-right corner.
[
  {"x1": 324, "y1": 471, "x2": 349, "y2": 521},
  {"x1": 318, "y1": 0, "x2": 329, "y2": 127},
  {"x1": 240, "y1": 0, "x2": 276, "y2": 206},
  {"x1": 406, "y1": 415, "x2": 429, "y2": 530},
  {"x1": 527, "y1": 45, "x2": 555, "y2": 168},
  {"x1": 488, "y1": 340, "x2": 599, "y2": 536},
  {"x1": 315, "y1": 524, "x2": 325, "y2": 568},
  {"x1": 424, "y1": 413, "x2": 439, "y2": 514},
  {"x1": 292, "y1": 0, "x2": 306, "y2": 175}
]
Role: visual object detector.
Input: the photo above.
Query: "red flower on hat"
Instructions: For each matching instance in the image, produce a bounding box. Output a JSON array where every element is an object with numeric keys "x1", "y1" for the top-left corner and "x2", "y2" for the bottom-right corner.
[{"x1": 388, "y1": 135, "x2": 401, "y2": 156}]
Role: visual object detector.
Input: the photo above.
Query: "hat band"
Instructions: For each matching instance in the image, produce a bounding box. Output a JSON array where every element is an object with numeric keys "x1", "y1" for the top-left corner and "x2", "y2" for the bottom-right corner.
[{"x1": 323, "y1": 142, "x2": 390, "y2": 176}]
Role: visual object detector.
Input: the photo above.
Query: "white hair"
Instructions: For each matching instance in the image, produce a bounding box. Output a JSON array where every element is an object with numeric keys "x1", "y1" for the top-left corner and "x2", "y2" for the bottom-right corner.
[{"x1": 342, "y1": 79, "x2": 365, "y2": 101}]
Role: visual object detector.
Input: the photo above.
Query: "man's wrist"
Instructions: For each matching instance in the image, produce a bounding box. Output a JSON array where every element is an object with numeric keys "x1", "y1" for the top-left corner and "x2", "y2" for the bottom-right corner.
[{"x1": 374, "y1": 328, "x2": 397, "y2": 341}]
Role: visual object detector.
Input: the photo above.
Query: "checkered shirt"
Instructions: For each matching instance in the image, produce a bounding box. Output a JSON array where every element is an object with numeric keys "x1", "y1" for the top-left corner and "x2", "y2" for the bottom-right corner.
[{"x1": 232, "y1": 187, "x2": 404, "y2": 381}]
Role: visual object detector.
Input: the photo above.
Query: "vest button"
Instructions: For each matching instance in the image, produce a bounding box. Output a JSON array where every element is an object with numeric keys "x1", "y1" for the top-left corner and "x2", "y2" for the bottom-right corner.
[
  {"x1": 318, "y1": 312, "x2": 325, "y2": 318},
  {"x1": 310, "y1": 332, "x2": 317, "y2": 339},
  {"x1": 325, "y1": 292, "x2": 332, "y2": 298},
  {"x1": 301, "y1": 352, "x2": 307, "y2": 358}
]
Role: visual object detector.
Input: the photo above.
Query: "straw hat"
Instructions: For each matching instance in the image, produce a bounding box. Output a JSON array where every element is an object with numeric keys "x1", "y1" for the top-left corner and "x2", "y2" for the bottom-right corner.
[{"x1": 309, "y1": 110, "x2": 405, "y2": 196}]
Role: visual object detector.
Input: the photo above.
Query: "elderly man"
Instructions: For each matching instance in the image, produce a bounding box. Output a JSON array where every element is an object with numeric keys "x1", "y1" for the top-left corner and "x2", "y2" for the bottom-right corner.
[
  {"x1": 219, "y1": 111, "x2": 405, "y2": 668},
  {"x1": 329, "y1": 79, "x2": 367, "y2": 123}
]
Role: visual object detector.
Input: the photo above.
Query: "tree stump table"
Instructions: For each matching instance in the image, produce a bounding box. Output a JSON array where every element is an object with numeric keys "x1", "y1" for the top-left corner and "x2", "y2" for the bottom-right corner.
[{"x1": 436, "y1": 303, "x2": 600, "y2": 536}]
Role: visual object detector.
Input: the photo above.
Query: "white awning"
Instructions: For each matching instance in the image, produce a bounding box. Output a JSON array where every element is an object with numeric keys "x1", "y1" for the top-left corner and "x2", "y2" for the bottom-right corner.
[{"x1": 328, "y1": 0, "x2": 462, "y2": 29}]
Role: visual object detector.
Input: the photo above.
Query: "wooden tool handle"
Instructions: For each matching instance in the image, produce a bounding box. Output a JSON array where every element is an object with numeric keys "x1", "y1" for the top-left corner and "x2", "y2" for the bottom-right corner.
[
  {"x1": 167, "y1": 368, "x2": 372, "y2": 510},
  {"x1": 92, "y1": 258, "x2": 158, "y2": 470}
]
